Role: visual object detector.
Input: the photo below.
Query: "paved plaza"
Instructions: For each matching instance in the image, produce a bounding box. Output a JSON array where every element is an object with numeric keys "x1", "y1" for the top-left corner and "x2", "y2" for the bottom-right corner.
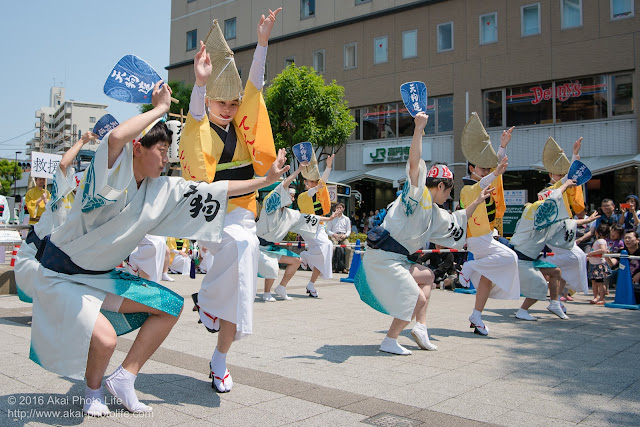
[{"x1": 0, "y1": 270, "x2": 639, "y2": 426}]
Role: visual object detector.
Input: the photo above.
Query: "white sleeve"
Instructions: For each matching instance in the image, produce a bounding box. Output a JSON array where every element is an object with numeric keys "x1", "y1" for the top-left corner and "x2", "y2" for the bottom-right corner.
[
  {"x1": 325, "y1": 219, "x2": 335, "y2": 236},
  {"x1": 497, "y1": 146, "x2": 507, "y2": 162},
  {"x1": 248, "y1": 44, "x2": 268, "y2": 90},
  {"x1": 479, "y1": 172, "x2": 497, "y2": 189},
  {"x1": 189, "y1": 84, "x2": 207, "y2": 121},
  {"x1": 345, "y1": 217, "x2": 352, "y2": 238}
]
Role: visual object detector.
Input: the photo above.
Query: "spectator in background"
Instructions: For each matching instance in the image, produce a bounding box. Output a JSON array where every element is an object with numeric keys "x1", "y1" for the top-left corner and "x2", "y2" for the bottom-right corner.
[
  {"x1": 577, "y1": 199, "x2": 619, "y2": 247},
  {"x1": 618, "y1": 195, "x2": 640, "y2": 232},
  {"x1": 607, "y1": 230, "x2": 640, "y2": 288},
  {"x1": 587, "y1": 223, "x2": 611, "y2": 305},
  {"x1": 0, "y1": 194, "x2": 10, "y2": 224},
  {"x1": 326, "y1": 203, "x2": 351, "y2": 273},
  {"x1": 574, "y1": 210, "x2": 592, "y2": 254},
  {"x1": 25, "y1": 177, "x2": 50, "y2": 225},
  {"x1": 608, "y1": 224, "x2": 625, "y2": 254}
]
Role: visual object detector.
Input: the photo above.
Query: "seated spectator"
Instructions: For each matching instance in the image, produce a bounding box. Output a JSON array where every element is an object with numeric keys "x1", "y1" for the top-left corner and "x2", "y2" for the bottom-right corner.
[{"x1": 326, "y1": 203, "x2": 351, "y2": 273}]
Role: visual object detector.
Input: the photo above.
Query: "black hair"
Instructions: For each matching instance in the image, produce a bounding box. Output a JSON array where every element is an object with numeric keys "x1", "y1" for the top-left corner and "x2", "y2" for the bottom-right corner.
[
  {"x1": 139, "y1": 121, "x2": 172, "y2": 148},
  {"x1": 610, "y1": 224, "x2": 624, "y2": 237},
  {"x1": 601, "y1": 198, "x2": 615, "y2": 206},
  {"x1": 426, "y1": 163, "x2": 454, "y2": 190},
  {"x1": 595, "y1": 223, "x2": 610, "y2": 239},
  {"x1": 625, "y1": 230, "x2": 639, "y2": 239}
]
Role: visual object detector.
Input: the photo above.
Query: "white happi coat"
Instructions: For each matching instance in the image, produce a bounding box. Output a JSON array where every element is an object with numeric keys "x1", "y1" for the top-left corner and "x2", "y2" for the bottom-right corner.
[
  {"x1": 15, "y1": 166, "x2": 76, "y2": 303},
  {"x1": 30, "y1": 132, "x2": 228, "y2": 379},
  {"x1": 510, "y1": 189, "x2": 577, "y2": 300},
  {"x1": 355, "y1": 160, "x2": 467, "y2": 321},
  {"x1": 128, "y1": 235, "x2": 167, "y2": 282},
  {"x1": 256, "y1": 183, "x2": 318, "y2": 279}
]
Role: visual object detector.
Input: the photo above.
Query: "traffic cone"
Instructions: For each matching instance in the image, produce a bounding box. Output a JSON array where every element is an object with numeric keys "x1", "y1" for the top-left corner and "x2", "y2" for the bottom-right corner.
[
  {"x1": 605, "y1": 250, "x2": 640, "y2": 310},
  {"x1": 340, "y1": 239, "x2": 362, "y2": 283},
  {"x1": 10, "y1": 244, "x2": 20, "y2": 267},
  {"x1": 455, "y1": 252, "x2": 476, "y2": 294}
]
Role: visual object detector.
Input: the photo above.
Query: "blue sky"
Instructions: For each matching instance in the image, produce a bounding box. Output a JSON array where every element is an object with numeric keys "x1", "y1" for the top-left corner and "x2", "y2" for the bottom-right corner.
[{"x1": 0, "y1": 0, "x2": 171, "y2": 159}]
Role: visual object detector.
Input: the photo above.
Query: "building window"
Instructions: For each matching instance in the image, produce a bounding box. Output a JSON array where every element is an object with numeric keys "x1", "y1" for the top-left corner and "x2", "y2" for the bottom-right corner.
[
  {"x1": 344, "y1": 42, "x2": 357, "y2": 69},
  {"x1": 355, "y1": 0, "x2": 371, "y2": 4},
  {"x1": 224, "y1": 18, "x2": 236, "y2": 40},
  {"x1": 611, "y1": 0, "x2": 634, "y2": 20},
  {"x1": 612, "y1": 73, "x2": 633, "y2": 116},
  {"x1": 352, "y1": 109, "x2": 361, "y2": 140},
  {"x1": 186, "y1": 29, "x2": 197, "y2": 51},
  {"x1": 363, "y1": 104, "x2": 397, "y2": 140},
  {"x1": 561, "y1": 0, "x2": 582, "y2": 29},
  {"x1": 480, "y1": 12, "x2": 498, "y2": 45},
  {"x1": 89, "y1": 117, "x2": 96, "y2": 123},
  {"x1": 437, "y1": 22, "x2": 453, "y2": 52},
  {"x1": 284, "y1": 56, "x2": 295, "y2": 68},
  {"x1": 521, "y1": 3, "x2": 541, "y2": 37},
  {"x1": 437, "y1": 96, "x2": 454, "y2": 133},
  {"x1": 402, "y1": 30, "x2": 417, "y2": 59},
  {"x1": 187, "y1": 0, "x2": 196, "y2": 3},
  {"x1": 301, "y1": 0, "x2": 315, "y2": 20},
  {"x1": 373, "y1": 36, "x2": 388, "y2": 64},
  {"x1": 312, "y1": 49, "x2": 325, "y2": 73},
  {"x1": 555, "y1": 76, "x2": 607, "y2": 123},
  {"x1": 484, "y1": 90, "x2": 504, "y2": 128}
]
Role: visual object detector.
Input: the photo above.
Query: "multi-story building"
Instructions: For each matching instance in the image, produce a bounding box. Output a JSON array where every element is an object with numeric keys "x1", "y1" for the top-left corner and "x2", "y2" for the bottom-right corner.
[
  {"x1": 168, "y1": 0, "x2": 639, "y2": 214},
  {"x1": 29, "y1": 87, "x2": 107, "y2": 155}
]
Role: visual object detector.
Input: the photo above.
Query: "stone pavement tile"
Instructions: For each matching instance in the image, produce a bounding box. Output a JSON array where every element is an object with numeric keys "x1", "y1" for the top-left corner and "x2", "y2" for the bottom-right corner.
[
  {"x1": 13, "y1": 372, "x2": 78, "y2": 395},
  {"x1": 251, "y1": 395, "x2": 332, "y2": 421},
  {"x1": 340, "y1": 397, "x2": 422, "y2": 417},
  {"x1": 287, "y1": 408, "x2": 369, "y2": 426},
  {"x1": 515, "y1": 395, "x2": 595, "y2": 423},
  {"x1": 490, "y1": 409, "x2": 576, "y2": 427},
  {"x1": 429, "y1": 370, "x2": 499, "y2": 388},
  {"x1": 371, "y1": 383, "x2": 453, "y2": 409},
  {"x1": 107, "y1": 405, "x2": 195, "y2": 427},
  {"x1": 578, "y1": 402, "x2": 640, "y2": 427},
  {"x1": 290, "y1": 385, "x2": 368, "y2": 409},
  {"x1": 230, "y1": 367, "x2": 316, "y2": 396},
  {"x1": 416, "y1": 377, "x2": 478, "y2": 398},
  {"x1": 205, "y1": 406, "x2": 292, "y2": 427},
  {"x1": 409, "y1": 408, "x2": 495, "y2": 426},
  {"x1": 428, "y1": 397, "x2": 511, "y2": 423},
  {"x1": 450, "y1": 361, "x2": 520, "y2": 378},
  {"x1": 219, "y1": 385, "x2": 285, "y2": 407},
  {"x1": 329, "y1": 376, "x2": 385, "y2": 397},
  {"x1": 388, "y1": 361, "x2": 450, "y2": 380}
]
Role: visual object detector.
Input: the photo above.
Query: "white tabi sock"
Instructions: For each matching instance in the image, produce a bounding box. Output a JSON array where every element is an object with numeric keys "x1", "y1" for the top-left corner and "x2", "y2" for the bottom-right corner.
[
  {"x1": 262, "y1": 292, "x2": 276, "y2": 302},
  {"x1": 211, "y1": 348, "x2": 233, "y2": 392},
  {"x1": 274, "y1": 285, "x2": 292, "y2": 300},
  {"x1": 411, "y1": 323, "x2": 438, "y2": 350},
  {"x1": 306, "y1": 281, "x2": 318, "y2": 297},
  {"x1": 83, "y1": 385, "x2": 110, "y2": 417},
  {"x1": 469, "y1": 309, "x2": 484, "y2": 327},
  {"x1": 379, "y1": 336, "x2": 412, "y2": 355},
  {"x1": 105, "y1": 365, "x2": 152, "y2": 413},
  {"x1": 161, "y1": 272, "x2": 174, "y2": 282}
]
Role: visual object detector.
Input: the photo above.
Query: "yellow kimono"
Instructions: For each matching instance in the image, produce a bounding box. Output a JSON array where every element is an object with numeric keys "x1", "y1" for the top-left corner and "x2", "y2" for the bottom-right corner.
[
  {"x1": 166, "y1": 237, "x2": 190, "y2": 264},
  {"x1": 298, "y1": 180, "x2": 331, "y2": 216},
  {"x1": 460, "y1": 175, "x2": 506, "y2": 238},
  {"x1": 180, "y1": 81, "x2": 276, "y2": 216},
  {"x1": 25, "y1": 186, "x2": 51, "y2": 225}
]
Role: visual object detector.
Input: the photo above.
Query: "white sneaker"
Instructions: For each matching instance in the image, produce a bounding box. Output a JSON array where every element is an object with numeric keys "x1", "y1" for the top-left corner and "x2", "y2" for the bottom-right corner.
[
  {"x1": 379, "y1": 337, "x2": 412, "y2": 355},
  {"x1": 515, "y1": 308, "x2": 537, "y2": 321},
  {"x1": 262, "y1": 292, "x2": 276, "y2": 302},
  {"x1": 274, "y1": 285, "x2": 292, "y2": 300},
  {"x1": 547, "y1": 301, "x2": 569, "y2": 319},
  {"x1": 161, "y1": 273, "x2": 175, "y2": 282},
  {"x1": 411, "y1": 324, "x2": 438, "y2": 350}
]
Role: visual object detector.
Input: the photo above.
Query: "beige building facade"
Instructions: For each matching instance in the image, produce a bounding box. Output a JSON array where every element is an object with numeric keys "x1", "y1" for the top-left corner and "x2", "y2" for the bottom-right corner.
[{"x1": 168, "y1": 0, "x2": 639, "y2": 214}]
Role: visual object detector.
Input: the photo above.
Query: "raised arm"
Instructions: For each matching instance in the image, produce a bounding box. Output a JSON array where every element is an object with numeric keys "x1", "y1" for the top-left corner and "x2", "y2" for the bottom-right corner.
[
  {"x1": 108, "y1": 82, "x2": 171, "y2": 168},
  {"x1": 282, "y1": 167, "x2": 301, "y2": 189},
  {"x1": 190, "y1": 41, "x2": 212, "y2": 120},
  {"x1": 320, "y1": 154, "x2": 334, "y2": 183},
  {"x1": 248, "y1": 8, "x2": 281, "y2": 90},
  {"x1": 226, "y1": 148, "x2": 289, "y2": 197},
  {"x1": 465, "y1": 186, "x2": 494, "y2": 219},
  {"x1": 60, "y1": 131, "x2": 96, "y2": 175},
  {"x1": 409, "y1": 112, "x2": 428, "y2": 186},
  {"x1": 576, "y1": 211, "x2": 600, "y2": 226},
  {"x1": 497, "y1": 126, "x2": 515, "y2": 161},
  {"x1": 572, "y1": 137, "x2": 582, "y2": 162}
]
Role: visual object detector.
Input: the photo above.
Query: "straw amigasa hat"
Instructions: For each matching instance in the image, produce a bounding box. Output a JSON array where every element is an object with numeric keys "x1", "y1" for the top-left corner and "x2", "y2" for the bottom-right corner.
[
  {"x1": 461, "y1": 112, "x2": 498, "y2": 168},
  {"x1": 204, "y1": 20, "x2": 243, "y2": 101},
  {"x1": 300, "y1": 150, "x2": 321, "y2": 181},
  {"x1": 542, "y1": 137, "x2": 570, "y2": 175}
]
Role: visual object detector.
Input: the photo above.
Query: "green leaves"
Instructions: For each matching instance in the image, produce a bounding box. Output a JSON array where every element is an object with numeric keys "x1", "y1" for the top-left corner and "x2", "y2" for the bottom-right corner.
[
  {"x1": 264, "y1": 65, "x2": 355, "y2": 162},
  {"x1": 0, "y1": 160, "x2": 22, "y2": 195}
]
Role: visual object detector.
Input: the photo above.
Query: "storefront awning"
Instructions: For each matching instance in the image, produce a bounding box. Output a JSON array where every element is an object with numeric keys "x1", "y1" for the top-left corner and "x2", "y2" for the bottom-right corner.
[
  {"x1": 329, "y1": 167, "x2": 407, "y2": 186},
  {"x1": 531, "y1": 154, "x2": 640, "y2": 176}
]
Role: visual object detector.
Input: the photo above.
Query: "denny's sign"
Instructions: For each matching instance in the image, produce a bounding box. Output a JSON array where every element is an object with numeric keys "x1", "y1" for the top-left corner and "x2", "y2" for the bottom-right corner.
[{"x1": 531, "y1": 81, "x2": 582, "y2": 105}]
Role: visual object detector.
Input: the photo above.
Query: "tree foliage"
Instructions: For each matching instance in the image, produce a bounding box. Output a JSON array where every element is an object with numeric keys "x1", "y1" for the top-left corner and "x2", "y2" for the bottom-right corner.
[
  {"x1": 264, "y1": 65, "x2": 356, "y2": 164},
  {"x1": 0, "y1": 159, "x2": 22, "y2": 196},
  {"x1": 139, "y1": 80, "x2": 192, "y2": 116}
]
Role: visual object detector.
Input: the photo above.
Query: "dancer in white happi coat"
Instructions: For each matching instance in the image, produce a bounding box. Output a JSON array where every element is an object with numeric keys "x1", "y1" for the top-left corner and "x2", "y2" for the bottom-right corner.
[
  {"x1": 27, "y1": 84, "x2": 289, "y2": 416},
  {"x1": 167, "y1": 237, "x2": 192, "y2": 275},
  {"x1": 510, "y1": 180, "x2": 597, "y2": 321},
  {"x1": 297, "y1": 154, "x2": 335, "y2": 297},
  {"x1": 15, "y1": 131, "x2": 96, "y2": 303},
  {"x1": 459, "y1": 114, "x2": 520, "y2": 336},
  {"x1": 540, "y1": 137, "x2": 589, "y2": 300},
  {"x1": 198, "y1": 241, "x2": 214, "y2": 273},
  {"x1": 180, "y1": 9, "x2": 280, "y2": 393},
  {"x1": 354, "y1": 113, "x2": 490, "y2": 355},
  {"x1": 257, "y1": 167, "x2": 335, "y2": 301}
]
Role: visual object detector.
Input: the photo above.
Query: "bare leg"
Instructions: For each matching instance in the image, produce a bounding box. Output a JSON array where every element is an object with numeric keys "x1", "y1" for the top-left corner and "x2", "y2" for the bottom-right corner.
[
  {"x1": 410, "y1": 264, "x2": 434, "y2": 325},
  {"x1": 163, "y1": 246, "x2": 170, "y2": 274},
  {"x1": 280, "y1": 256, "x2": 301, "y2": 287},
  {"x1": 138, "y1": 269, "x2": 151, "y2": 280},
  {"x1": 119, "y1": 298, "x2": 182, "y2": 375},
  {"x1": 216, "y1": 319, "x2": 236, "y2": 354},
  {"x1": 310, "y1": 267, "x2": 321, "y2": 283},
  {"x1": 474, "y1": 276, "x2": 492, "y2": 312},
  {"x1": 591, "y1": 279, "x2": 599, "y2": 301},
  {"x1": 264, "y1": 278, "x2": 275, "y2": 293},
  {"x1": 387, "y1": 318, "x2": 410, "y2": 339},
  {"x1": 86, "y1": 313, "x2": 117, "y2": 390},
  {"x1": 520, "y1": 298, "x2": 538, "y2": 310}
]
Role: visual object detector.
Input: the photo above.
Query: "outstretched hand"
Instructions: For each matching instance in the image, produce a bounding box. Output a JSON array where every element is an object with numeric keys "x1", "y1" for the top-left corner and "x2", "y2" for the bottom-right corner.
[
  {"x1": 151, "y1": 81, "x2": 172, "y2": 113},
  {"x1": 587, "y1": 211, "x2": 600, "y2": 223},
  {"x1": 500, "y1": 126, "x2": 515, "y2": 148},
  {"x1": 257, "y1": 8, "x2": 281, "y2": 46},
  {"x1": 573, "y1": 137, "x2": 583, "y2": 158},
  {"x1": 266, "y1": 148, "x2": 291, "y2": 185},
  {"x1": 494, "y1": 156, "x2": 508, "y2": 176},
  {"x1": 79, "y1": 131, "x2": 97, "y2": 145},
  {"x1": 414, "y1": 112, "x2": 429, "y2": 131},
  {"x1": 479, "y1": 186, "x2": 495, "y2": 202},
  {"x1": 194, "y1": 41, "x2": 212, "y2": 86},
  {"x1": 325, "y1": 153, "x2": 335, "y2": 169}
]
